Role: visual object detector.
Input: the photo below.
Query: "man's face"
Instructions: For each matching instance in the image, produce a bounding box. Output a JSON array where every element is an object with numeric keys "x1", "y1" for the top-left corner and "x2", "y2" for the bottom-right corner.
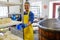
[{"x1": 24, "y1": 4, "x2": 30, "y2": 11}]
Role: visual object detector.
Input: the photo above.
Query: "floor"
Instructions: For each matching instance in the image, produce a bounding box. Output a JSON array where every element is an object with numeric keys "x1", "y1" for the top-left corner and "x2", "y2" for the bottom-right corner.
[
  {"x1": 34, "y1": 30, "x2": 39, "y2": 40},
  {"x1": 33, "y1": 23, "x2": 39, "y2": 40},
  {"x1": 10, "y1": 27, "x2": 39, "y2": 40}
]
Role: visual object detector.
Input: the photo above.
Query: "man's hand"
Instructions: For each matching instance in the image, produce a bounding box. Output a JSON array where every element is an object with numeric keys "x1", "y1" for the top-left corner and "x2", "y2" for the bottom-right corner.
[{"x1": 27, "y1": 22, "x2": 31, "y2": 26}]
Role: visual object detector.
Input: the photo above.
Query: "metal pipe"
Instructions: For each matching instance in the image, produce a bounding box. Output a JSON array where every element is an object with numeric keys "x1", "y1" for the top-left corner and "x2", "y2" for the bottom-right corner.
[
  {"x1": 20, "y1": 0, "x2": 24, "y2": 39},
  {"x1": 58, "y1": 6, "x2": 60, "y2": 20}
]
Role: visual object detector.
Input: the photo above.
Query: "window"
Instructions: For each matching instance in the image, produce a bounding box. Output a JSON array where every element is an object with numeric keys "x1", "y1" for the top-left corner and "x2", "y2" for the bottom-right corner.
[
  {"x1": 9, "y1": 0, "x2": 20, "y2": 14},
  {"x1": 30, "y1": 2, "x2": 42, "y2": 18},
  {"x1": 0, "y1": 6, "x2": 8, "y2": 18},
  {"x1": 0, "y1": 0, "x2": 8, "y2": 18},
  {"x1": 9, "y1": 6, "x2": 20, "y2": 14},
  {"x1": 30, "y1": 6, "x2": 40, "y2": 18}
]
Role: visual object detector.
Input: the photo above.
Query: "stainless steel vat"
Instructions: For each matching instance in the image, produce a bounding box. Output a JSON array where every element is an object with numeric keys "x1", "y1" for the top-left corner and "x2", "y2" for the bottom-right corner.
[{"x1": 39, "y1": 19, "x2": 60, "y2": 40}]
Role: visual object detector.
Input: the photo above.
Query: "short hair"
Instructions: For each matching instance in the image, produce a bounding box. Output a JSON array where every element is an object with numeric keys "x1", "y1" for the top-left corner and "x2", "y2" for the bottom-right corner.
[{"x1": 25, "y1": 1, "x2": 30, "y2": 5}]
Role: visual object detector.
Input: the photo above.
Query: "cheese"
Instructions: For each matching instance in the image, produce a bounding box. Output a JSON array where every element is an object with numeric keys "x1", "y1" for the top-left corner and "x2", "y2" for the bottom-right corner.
[
  {"x1": 2, "y1": 18, "x2": 12, "y2": 23},
  {"x1": 0, "y1": 18, "x2": 12, "y2": 24},
  {"x1": 0, "y1": 19, "x2": 3, "y2": 24},
  {"x1": 0, "y1": 31, "x2": 21, "y2": 40}
]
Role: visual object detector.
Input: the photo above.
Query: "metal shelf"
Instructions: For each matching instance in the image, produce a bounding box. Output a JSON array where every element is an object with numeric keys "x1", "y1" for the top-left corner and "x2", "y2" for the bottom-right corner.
[
  {"x1": 0, "y1": 1, "x2": 21, "y2": 6},
  {"x1": 0, "y1": 21, "x2": 22, "y2": 28}
]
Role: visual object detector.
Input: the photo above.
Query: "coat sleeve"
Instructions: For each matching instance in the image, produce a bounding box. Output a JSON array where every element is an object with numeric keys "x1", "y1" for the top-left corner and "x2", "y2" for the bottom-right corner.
[
  {"x1": 17, "y1": 12, "x2": 26, "y2": 21},
  {"x1": 17, "y1": 14, "x2": 22, "y2": 21},
  {"x1": 29, "y1": 12, "x2": 34, "y2": 23}
]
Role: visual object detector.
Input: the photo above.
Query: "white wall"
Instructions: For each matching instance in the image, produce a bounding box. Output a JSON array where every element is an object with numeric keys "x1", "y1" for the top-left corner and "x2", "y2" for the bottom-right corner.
[
  {"x1": 49, "y1": 1, "x2": 60, "y2": 18},
  {"x1": 29, "y1": 0, "x2": 60, "y2": 18},
  {"x1": 41, "y1": 0, "x2": 60, "y2": 18}
]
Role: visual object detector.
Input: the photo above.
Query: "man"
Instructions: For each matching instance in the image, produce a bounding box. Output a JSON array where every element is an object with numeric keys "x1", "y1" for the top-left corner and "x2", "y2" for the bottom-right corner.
[
  {"x1": 17, "y1": 2, "x2": 34, "y2": 40},
  {"x1": 23, "y1": 2, "x2": 34, "y2": 40}
]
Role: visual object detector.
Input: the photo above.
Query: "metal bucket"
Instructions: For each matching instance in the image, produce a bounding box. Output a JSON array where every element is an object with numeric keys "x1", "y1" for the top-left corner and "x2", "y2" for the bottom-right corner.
[{"x1": 39, "y1": 19, "x2": 60, "y2": 40}]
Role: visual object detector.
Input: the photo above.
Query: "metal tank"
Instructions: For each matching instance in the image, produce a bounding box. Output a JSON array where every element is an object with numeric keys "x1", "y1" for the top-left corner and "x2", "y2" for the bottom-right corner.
[{"x1": 38, "y1": 19, "x2": 60, "y2": 40}]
